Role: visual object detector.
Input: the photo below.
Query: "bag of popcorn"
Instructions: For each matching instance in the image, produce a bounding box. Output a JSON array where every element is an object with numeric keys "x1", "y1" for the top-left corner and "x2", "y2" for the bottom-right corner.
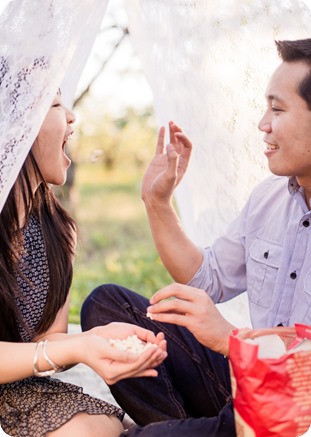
[{"x1": 229, "y1": 324, "x2": 311, "y2": 437}]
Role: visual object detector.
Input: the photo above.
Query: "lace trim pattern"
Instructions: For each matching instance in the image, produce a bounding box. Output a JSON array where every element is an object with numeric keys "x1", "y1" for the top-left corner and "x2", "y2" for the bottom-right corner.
[{"x1": 0, "y1": 0, "x2": 109, "y2": 212}]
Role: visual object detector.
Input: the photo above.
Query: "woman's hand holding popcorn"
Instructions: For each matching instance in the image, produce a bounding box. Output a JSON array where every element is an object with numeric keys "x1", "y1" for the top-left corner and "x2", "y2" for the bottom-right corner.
[{"x1": 81, "y1": 322, "x2": 167, "y2": 385}]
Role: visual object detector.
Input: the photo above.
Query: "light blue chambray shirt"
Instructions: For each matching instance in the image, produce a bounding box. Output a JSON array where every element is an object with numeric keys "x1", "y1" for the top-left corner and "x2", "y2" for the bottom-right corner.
[{"x1": 188, "y1": 175, "x2": 311, "y2": 328}]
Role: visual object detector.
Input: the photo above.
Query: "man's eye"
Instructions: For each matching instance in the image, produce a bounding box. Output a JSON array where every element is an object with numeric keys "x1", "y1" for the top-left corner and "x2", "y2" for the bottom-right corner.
[{"x1": 272, "y1": 107, "x2": 282, "y2": 112}]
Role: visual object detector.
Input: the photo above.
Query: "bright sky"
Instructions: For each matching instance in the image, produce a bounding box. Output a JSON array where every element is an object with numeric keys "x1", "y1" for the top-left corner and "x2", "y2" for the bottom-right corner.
[{"x1": 75, "y1": 0, "x2": 154, "y2": 116}]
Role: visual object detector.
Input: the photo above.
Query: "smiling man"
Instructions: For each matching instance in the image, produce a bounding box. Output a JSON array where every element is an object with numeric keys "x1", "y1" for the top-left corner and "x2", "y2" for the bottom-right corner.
[
  {"x1": 81, "y1": 39, "x2": 311, "y2": 437},
  {"x1": 260, "y1": 47, "x2": 311, "y2": 205}
]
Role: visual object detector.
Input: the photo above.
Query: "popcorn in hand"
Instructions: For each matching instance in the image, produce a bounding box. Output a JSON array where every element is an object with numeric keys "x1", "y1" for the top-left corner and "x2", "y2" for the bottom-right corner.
[
  {"x1": 109, "y1": 335, "x2": 158, "y2": 355},
  {"x1": 146, "y1": 312, "x2": 154, "y2": 320}
]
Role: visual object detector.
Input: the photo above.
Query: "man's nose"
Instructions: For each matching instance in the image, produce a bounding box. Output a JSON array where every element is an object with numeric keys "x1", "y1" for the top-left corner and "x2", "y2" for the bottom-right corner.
[{"x1": 258, "y1": 113, "x2": 271, "y2": 132}]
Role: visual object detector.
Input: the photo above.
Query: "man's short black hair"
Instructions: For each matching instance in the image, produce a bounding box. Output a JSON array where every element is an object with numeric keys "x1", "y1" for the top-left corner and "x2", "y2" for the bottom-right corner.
[{"x1": 276, "y1": 39, "x2": 311, "y2": 109}]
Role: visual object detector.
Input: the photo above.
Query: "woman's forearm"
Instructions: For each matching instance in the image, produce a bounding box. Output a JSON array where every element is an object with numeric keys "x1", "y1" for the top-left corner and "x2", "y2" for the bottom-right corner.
[{"x1": 0, "y1": 336, "x2": 82, "y2": 384}]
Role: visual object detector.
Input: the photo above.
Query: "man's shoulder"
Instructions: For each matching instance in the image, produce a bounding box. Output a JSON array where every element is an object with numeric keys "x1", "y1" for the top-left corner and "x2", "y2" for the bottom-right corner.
[
  {"x1": 251, "y1": 175, "x2": 288, "y2": 197},
  {"x1": 245, "y1": 175, "x2": 290, "y2": 214}
]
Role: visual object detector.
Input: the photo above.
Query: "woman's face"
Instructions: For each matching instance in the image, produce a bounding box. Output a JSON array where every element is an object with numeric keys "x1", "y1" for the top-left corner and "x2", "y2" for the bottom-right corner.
[{"x1": 32, "y1": 92, "x2": 75, "y2": 187}]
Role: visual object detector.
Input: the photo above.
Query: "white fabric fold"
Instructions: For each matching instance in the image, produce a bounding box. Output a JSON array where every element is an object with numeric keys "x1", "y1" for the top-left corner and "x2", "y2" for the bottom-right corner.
[
  {"x1": 125, "y1": 0, "x2": 311, "y2": 245},
  {"x1": 0, "y1": 0, "x2": 109, "y2": 212}
]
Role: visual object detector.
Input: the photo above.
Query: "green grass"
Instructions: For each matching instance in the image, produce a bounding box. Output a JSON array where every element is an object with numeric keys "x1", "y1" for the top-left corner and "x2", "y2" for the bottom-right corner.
[{"x1": 68, "y1": 163, "x2": 172, "y2": 324}]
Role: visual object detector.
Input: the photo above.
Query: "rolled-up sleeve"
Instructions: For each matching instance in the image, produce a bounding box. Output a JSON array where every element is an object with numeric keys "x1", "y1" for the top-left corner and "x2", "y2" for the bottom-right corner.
[
  {"x1": 187, "y1": 199, "x2": 250, "y2": 303},
  {"x1": 187, "y1": 227, "x2": 247, "y2": 303}
]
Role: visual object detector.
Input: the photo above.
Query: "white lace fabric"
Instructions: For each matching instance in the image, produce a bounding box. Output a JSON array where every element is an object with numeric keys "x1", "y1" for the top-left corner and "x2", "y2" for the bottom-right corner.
[
  {"x1": 124, "y1": 0, "x2": 311, "y2": 325},
  {"x1": 0, "y1": 0, "x2": 109, "y2": 212},
  {"x1": 1, "y1": 0, "x2": 311, "y2": 331},
  {"x1": 1, "y1": 0, "x2": 311, "y2": 240},
  {"x1": 125, "y1": 0, "x2": 311, "y2": 245}
]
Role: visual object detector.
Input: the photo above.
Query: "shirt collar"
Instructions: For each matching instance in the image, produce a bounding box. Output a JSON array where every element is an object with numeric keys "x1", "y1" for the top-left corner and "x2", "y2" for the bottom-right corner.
[
  {"x1": 287, "y1": 176, "x2": 300, "y2": 195},
  {"x1": 287, "y1": 176, "x2": 311, "y2": 212}
]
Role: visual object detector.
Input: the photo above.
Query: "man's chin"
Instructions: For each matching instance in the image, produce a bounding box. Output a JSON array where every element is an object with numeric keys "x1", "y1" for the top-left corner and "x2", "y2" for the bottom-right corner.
[{"x1": 268, "y1": 166, "x2": 291, "y2": 178}]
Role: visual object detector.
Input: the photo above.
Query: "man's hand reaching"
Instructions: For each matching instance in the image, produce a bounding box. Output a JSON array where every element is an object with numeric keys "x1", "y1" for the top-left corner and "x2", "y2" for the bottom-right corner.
[{"x1": 147, "y1": 283, "x2": 236, "y2": 356}]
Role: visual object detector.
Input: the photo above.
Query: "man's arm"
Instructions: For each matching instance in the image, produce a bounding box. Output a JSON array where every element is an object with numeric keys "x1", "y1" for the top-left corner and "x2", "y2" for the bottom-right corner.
[{"x1": 142, "y1": 122, "x2": 203, "y2": 283}]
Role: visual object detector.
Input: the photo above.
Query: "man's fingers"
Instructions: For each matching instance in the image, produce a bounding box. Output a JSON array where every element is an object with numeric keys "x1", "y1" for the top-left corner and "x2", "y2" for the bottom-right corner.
[
  {"x1": 164, "y1": 143, "x2": 180, "y2": 179},
  {"x1": 175, "y1": 132, "x2": 192, "y2": 150},
  {"x1": 147, "y1": 312, "x2": 189, "y2": 328},
  {"x1": 169, "y1": 121, "x2": 177, "y2": 144},
  {"x1": 147, "y1": 297, "x2": 192, "y2": 318},
  {"x1": 150, "y1": 283, "x2": 197, "y2": 304},
  {"x1": 156, "y1": 126, "x2": 165, "y2": 154}
]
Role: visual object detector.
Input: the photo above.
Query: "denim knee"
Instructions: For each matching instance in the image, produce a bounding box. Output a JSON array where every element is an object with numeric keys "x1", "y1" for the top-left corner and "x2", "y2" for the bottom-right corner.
[
  {"x1": 80, "y1": 283, "x2": 118, "y2": 331},
  {"x1": 80, "y1": 283, "x2": 148, "y2": 331}
]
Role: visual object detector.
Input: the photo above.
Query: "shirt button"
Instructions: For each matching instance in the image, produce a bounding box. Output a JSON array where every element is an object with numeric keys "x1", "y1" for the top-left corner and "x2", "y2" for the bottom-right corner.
[
  {"x1": 290, "y1": 272, "x2": 297, "y2": 279},
  {"x1": 303, "y1": 220, "x2": 310, "y2": 227}
]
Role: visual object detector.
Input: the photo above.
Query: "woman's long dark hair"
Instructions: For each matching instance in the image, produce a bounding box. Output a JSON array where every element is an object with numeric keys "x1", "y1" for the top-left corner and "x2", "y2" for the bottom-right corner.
[{"x1": 0, "y1": 150, "x2": 76, "y2": 341}]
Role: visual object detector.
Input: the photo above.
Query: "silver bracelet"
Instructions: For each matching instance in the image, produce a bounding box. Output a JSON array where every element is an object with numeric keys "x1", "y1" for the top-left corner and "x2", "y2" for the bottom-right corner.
[
  {"x1": 33, "y1": 340, "x2": 62, "y2": 377},
  {"x1": 42, "y1": 340, "x2": 62, "y2": 373}
]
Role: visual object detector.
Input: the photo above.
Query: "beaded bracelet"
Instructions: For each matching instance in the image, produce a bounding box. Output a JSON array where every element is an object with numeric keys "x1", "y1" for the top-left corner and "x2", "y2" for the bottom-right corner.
[{"x1": 33, "y1": 340, "x2": 63, "y2": 377}]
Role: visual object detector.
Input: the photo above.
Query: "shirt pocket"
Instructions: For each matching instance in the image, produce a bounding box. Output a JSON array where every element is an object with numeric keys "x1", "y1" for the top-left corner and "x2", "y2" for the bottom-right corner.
[{"x1": 247, "y1": 238, "x2": 283, "y2": 308}]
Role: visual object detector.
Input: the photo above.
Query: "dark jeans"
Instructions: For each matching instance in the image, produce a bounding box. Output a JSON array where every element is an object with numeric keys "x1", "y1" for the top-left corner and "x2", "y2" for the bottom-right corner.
[{"x1": 80, "y1": 284, "x2": 236, "y2": 437}]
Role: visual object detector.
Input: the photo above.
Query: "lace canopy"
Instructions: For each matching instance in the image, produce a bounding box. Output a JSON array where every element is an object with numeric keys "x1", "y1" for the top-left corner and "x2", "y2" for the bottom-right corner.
[
  {"x1": 125, "y1": 0, "x2": 311, "y2": 245},
  {"x1": 0, "y1": 0, "x2": 109, "y2": 212},
  {"x1": 1, "y1": 0, "x2": 310, "y2": 326},
  {"x1": 1, "y1": 0, "x2": 310, "y2": 238},
  {"x1": 123, "y1": 0, "x2": 310, "y2": 325}
]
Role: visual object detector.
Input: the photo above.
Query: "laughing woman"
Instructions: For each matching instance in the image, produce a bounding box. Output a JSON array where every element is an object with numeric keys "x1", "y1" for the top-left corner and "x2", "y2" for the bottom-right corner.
[{"x1": 0, "y1": 91, "x2": 167, "y2": 437}]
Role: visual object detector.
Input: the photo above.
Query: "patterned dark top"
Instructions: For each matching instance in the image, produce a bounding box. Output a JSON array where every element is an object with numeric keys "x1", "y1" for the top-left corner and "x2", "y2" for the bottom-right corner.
[
  {"x1": 0, "y1": 215, "x2": 124, "y2": 436},
  {"x1": 15, "y1": 214, "x2": 49, "y2": 341}
]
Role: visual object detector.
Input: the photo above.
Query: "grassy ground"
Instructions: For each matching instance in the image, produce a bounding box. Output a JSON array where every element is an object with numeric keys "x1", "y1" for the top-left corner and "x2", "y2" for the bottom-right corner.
[{"x1": 68, "y1": 162, "x2": 172, "y2": 324}]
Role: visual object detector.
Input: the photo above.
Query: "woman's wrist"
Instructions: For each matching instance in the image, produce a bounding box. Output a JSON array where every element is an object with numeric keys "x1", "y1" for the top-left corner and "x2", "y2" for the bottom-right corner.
[{"x1": 35, "y1": 335, "x2": 86, "y2": 371}]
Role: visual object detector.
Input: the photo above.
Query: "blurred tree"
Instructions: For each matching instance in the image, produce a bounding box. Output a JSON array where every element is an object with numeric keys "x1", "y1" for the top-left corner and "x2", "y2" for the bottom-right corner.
[
  {"x1": 73, "y1": 26, "x2": 129, "y2": 109},
  {"x1": 78, "y1": 105, "x2": 157, "y2": 171},
  {"x1": 55, "y1": 22, "x2": 130, "y2": 208},
  {"x1": 55, "y1": 1, "x2": 157, "y2": 209}
]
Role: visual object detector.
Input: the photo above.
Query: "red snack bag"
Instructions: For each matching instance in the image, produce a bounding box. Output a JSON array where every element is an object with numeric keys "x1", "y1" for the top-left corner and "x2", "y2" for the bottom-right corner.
[{"x1": 229, "y1": 324, "x2": 311, "y2": 437}]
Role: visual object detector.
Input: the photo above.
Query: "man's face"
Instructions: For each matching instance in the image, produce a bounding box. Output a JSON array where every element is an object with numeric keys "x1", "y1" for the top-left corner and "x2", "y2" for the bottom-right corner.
[{"x1": 258, "y1": 61, "x2": 311, "y2": 188}]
